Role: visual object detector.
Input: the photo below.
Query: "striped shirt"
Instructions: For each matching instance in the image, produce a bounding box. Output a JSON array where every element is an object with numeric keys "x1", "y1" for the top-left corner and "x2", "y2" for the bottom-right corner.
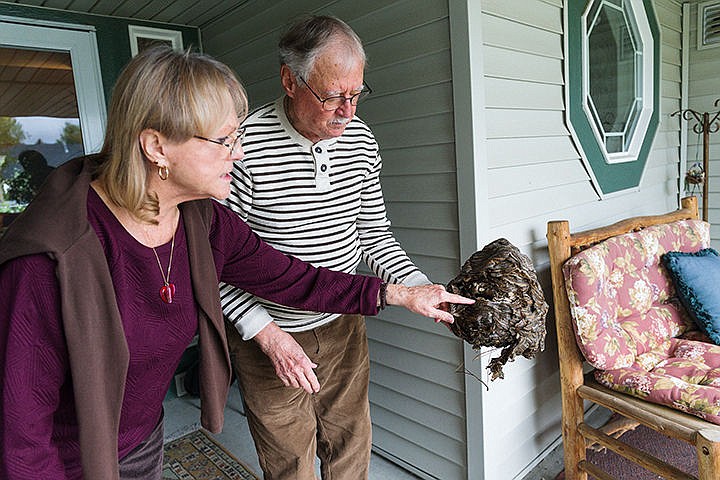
[{"x1": 220, "y1": 98, "x2": 429, "y2": 339}]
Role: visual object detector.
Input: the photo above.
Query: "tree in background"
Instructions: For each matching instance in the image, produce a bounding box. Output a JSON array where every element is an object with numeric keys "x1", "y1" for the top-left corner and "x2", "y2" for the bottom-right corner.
[
  {"x1": 0, "y1": 117, "x2": 27, "y2": 204},
  {"x1": 59, "y1": 121, "x2": 82, "y2": 147},
  {"x1": 0, "y1": 117, "x2": 26, "y2": 153}
]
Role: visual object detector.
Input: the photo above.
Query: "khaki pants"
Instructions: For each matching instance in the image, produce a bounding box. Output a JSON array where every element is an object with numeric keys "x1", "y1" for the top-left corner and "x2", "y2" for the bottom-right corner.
[{"x1": 227, "y1": 314, "x2": 372, "y2": 480}]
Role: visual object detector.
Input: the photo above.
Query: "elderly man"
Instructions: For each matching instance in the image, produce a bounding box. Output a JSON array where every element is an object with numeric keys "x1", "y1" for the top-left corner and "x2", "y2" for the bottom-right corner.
[{"x1": 220, "y1": 15, "x2": 438, "y2": 479}]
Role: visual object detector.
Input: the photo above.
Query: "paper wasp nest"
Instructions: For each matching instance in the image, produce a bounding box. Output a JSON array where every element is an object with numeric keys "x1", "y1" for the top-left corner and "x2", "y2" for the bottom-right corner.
[{"x1": 446, "y1": 238, "x2": 549, "y2": 381}]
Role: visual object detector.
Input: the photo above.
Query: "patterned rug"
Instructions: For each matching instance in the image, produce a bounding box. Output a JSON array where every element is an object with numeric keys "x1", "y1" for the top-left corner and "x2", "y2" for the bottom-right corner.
[{"x1": 162, "y1": 429, "x2": 259, "y2": 480}]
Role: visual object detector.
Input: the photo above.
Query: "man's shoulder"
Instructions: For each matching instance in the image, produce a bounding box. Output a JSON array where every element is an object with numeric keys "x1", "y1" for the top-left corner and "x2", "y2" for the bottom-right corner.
[
  {"x1": 243, "y1": 101, "x2": 280, "y2": 126},
  {"x1": 338, "y1": 117, "x2": 376, "y2": 144},
  {"x1": 348, "y1": 115, "x2": 370, "y2": 130}
]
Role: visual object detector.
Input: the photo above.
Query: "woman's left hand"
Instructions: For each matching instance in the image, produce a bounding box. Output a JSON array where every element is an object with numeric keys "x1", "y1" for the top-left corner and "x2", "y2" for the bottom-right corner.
[{"x1": 385, "y1": 284, "x2": 474, "y2": 324}]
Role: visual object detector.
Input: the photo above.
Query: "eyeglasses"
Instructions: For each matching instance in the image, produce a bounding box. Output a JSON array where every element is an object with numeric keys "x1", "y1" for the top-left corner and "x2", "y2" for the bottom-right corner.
[
  {"x1": 298, "y1": 76, "x2": 372, "y2": 111},
  {"x1": 194, "y1": 127, "x2": 245, "y2": 153}
]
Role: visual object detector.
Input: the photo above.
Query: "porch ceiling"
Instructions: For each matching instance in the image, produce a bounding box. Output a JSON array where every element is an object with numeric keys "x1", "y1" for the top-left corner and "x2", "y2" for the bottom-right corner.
[
  {"x1": 0, "y1": 47, "x2": 77, "y2": 118},
  {"x1": 5, "y1": 0, "x2": 249, "y2": 29},
  {"x1": 1, "y1": 0, "x2": 251, "y2": 119}
]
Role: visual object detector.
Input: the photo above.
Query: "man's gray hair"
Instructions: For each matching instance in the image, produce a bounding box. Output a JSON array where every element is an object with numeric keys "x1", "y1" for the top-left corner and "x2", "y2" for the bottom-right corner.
[{"x1": 279, "y1": 15, "x2": 366, "y2": 80}]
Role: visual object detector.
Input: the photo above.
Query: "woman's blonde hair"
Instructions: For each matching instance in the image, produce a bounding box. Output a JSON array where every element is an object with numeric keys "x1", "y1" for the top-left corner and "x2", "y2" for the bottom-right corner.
[{"x1": 96, "y1": 46, "x2": 248, "y2": 223}]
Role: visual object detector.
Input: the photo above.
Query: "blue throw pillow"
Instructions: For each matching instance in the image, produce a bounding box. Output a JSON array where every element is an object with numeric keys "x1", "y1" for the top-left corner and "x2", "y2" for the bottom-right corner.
[{"x1": 662, "y1": 248, "x2": 720, "y2": 344}]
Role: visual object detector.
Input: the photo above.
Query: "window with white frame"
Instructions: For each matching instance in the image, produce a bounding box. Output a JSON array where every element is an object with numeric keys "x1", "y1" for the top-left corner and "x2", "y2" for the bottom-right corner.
[{"x1": 565, "y1": 0, "x2": 660, "y2": 195}]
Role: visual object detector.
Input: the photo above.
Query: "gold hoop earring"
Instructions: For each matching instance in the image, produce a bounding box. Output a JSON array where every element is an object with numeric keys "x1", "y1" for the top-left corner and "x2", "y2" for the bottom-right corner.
[{"x1": 158, "y1": 166, "x2": 169, "y2": 181}]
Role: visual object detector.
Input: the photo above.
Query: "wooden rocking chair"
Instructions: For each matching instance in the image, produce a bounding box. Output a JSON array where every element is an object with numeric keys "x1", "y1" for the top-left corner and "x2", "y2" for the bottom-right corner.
[{"x1": 547, "y1": 196, "x2": 720, "y2": 480}]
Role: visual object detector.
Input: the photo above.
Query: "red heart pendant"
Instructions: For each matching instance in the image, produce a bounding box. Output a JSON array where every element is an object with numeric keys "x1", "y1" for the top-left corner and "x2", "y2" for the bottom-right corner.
[{"x1": 160, "y1": 283, "x2": 176, "y2": 304}]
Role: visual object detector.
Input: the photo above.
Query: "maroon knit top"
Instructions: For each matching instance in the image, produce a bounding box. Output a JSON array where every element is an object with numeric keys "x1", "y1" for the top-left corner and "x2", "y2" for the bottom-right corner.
[{"x1": 0, "y1": 188, "x2": 380, "y2": 478}]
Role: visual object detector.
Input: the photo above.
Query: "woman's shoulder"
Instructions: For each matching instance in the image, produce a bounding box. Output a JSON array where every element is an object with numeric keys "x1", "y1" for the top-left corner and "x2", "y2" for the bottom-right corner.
[
  {"x1": 209, "y1": 200, "x2": 248, "y2": 230},
  {"x1": 181, "y1": 199, "x2": 253, "y2": 253}
]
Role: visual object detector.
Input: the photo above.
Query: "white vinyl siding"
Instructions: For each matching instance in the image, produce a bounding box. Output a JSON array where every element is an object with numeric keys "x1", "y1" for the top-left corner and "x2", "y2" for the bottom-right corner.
[
  {"x1": 687, "y1": 1, "x2": 720, "y2": 247},
  {"x1": 474, "y1": 0, "x2": 568, "y2": 473},
  {"x1": 471, "y1": 0, "x2": 684, "y2": 478}
]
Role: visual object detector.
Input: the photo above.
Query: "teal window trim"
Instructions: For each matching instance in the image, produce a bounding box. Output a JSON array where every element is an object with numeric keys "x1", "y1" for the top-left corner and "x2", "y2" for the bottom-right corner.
[{"x1": 566, "y1": 0, "x2": 660, "y2": 196}]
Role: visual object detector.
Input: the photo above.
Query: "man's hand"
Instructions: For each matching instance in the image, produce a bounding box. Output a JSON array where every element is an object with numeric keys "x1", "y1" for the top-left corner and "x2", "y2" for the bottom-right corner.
[
  {"x1": 253, "y1": 322, "x2": 320, "y2": 394},
  {"x1": 385, "y1": 284, "x2": 474, "y2": 324}
]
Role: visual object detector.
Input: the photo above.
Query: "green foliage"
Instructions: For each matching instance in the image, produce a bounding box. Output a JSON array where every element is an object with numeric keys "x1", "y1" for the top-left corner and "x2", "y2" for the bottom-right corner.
[
  {"x1": 0, "y1": 117, "x2": 26, "y2": 152},
  {"x1": 6, "y1": 173, "x2": 33, "y2": 203},
  {"x1": 60, "y1": 122, "x2": 82, "y2": 145}
]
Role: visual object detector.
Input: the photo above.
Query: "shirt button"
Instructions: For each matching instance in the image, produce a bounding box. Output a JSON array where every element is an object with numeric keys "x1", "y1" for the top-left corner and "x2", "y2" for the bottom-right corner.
[
  {"x1": 320, "y1": 164, "x2": 328, "y2": 172},
  {"x1": 315, "y1": 147, "x2": 322, "y2": 153}
]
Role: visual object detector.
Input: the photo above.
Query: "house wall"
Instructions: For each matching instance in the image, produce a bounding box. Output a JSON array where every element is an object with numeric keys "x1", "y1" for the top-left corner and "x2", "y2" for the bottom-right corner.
[
  {"x1": 201, "y1": 1, "x2": 467, "y2": 479},
  {"x1": 472, "y1": 0, "x2": 684, "y2": 478},
  {"x1": 687, "y1": 1, "x2": 720, "y2": 247}
]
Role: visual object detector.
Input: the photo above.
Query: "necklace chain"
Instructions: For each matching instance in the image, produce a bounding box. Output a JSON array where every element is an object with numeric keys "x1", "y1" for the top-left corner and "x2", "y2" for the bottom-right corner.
[
  {"x1": 151, "y1": 230, "x2": 176, "y2": 304},
  {"x1": 151, "y1": 232, "x2": 175, "y2": 286}
]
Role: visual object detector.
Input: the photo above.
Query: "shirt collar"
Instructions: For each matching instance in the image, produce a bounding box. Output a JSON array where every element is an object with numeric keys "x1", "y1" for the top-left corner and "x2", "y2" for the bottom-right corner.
[{"x1": 275, "y1": 96, "x2": 338, "y2": 151}]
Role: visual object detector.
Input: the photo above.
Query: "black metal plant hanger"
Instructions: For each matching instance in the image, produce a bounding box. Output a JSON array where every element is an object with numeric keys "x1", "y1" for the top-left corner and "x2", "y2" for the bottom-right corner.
[{"x1": 672, "y1": 98, "x2": 720, "y2": 221}]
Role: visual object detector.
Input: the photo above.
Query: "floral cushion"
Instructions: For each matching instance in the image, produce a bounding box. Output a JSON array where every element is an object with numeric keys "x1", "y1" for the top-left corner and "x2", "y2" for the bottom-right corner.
[
  {"x1": 595, "y1": 338, "x2": 720, "y2": 424},
  {"x1": 563, "y1": 219, "x2": 720, "y2": 422}
]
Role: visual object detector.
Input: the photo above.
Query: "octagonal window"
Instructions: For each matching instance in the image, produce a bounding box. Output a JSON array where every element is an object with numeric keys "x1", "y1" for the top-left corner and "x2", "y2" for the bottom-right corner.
[
  {"x1": 587, "y1": 1, "x2": 641, "y2": 154},
  {"x1": 566, "y1": 0, "x2": 660, "y2": 195},
  {"x1": 584, "y1": 0, "x2": 653, "y2": 164}
]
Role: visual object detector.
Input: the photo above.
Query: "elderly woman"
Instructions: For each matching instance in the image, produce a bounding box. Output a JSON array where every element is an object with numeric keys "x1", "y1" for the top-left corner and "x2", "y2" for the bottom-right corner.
[{"x1": 0, "y1": 46, "x2": 471, "y2": 480}]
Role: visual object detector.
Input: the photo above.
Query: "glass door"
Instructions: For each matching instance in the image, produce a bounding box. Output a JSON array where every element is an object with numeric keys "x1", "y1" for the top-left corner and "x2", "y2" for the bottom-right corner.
[{"x1": 0, "y1": 17, "x2": 106, "y2": 228}]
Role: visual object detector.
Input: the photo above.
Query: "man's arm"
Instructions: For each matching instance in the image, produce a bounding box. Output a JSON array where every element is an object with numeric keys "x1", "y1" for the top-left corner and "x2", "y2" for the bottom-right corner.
[
  {"x1": 357, "y1": 153, "x2": 431, "y2": 286},
  {"x1": 219, "y1": 282, "x2": 275, "y2": 340},
  {"x1": 220, "y1": 158, "x2": 321, "y2": 392},
  {"x1": 252, "y1": 322, "x2": 320, "y2": 393}
]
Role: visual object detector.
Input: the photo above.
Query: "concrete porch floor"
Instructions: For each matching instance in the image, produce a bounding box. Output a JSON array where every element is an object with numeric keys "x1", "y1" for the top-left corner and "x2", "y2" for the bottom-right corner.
[
  {"x1": 163, "y1": 383, "x2": 419, "y2": 480},
  {"x1": 163, "y1": 383, "x2": 589, "y2": 480}
]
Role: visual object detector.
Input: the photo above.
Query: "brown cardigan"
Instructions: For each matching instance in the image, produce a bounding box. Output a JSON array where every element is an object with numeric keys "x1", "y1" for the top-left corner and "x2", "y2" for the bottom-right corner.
[{"x1": 0, "y1": 155, "x2": 232, "y2": 479}]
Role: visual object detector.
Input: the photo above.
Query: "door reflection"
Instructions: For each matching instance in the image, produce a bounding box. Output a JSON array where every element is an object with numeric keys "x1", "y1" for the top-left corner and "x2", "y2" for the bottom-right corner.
[{"x1": 0, "y1": 46, "x2": 85, "y2": 229}]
